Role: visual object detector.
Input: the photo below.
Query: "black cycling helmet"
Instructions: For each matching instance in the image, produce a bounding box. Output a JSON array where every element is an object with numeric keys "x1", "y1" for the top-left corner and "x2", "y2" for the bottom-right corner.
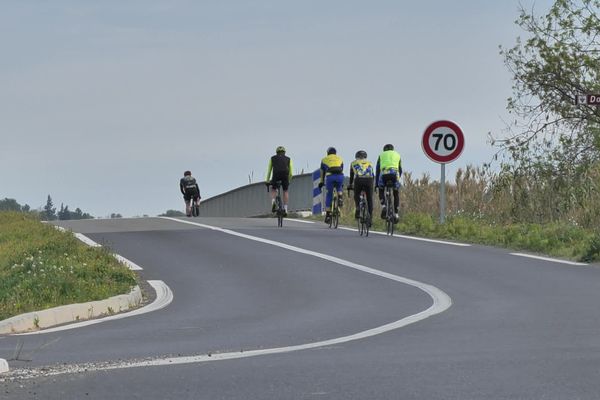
[
  {"x1": 184, "y1": 170, "x2": 192, "y2": 176},
  {"x1": 276, "y1": 146, "x2": 286, "y2": 154},
  {"x1": 355, "y1": 150, "x2": 367, "y2": 159},
  {"x1": 383, "y1": 144, "x2": 394, "y2": 151},
  {"x1": 327, "y1": 147, "x2": 337, "y2": 155}
]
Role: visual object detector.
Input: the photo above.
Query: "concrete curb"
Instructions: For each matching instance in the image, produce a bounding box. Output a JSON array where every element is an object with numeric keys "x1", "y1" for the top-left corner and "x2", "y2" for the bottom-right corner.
[
  {"x1": 0, "y1": 285, "x2": 142, "y2": 334},
  {"x1": 0, "y1": 358, "x2": 8, "y2": 373}
]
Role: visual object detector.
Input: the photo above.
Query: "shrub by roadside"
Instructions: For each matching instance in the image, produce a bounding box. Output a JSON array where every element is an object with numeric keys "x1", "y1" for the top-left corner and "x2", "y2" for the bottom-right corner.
[
  {"x1": 312, "y1": 205, "x2": 600, "y2": 263},
  {"x1": 0, "y1": 212, "x2": 137, "y2": 321}
]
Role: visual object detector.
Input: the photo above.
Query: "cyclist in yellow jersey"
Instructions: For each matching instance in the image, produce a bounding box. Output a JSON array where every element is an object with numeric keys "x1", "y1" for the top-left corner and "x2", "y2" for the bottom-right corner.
[
  {"x1": 318, "y1": 147, "x2": 344, "y2": 224},
  {"x1": 265, "y1": 146, "x2": 293, "y2": 215},
  {"x1": 375, "y1": 144, "x2": 402, "y2": 223},
  {"x1": 347, "y1": 150, "x2": 374, "y2": 226}
]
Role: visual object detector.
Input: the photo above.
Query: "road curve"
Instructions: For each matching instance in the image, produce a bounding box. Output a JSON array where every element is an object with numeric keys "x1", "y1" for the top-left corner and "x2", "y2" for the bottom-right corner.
[{"x1": 2, "y1": 217, "x2": 600, "y2": 399}]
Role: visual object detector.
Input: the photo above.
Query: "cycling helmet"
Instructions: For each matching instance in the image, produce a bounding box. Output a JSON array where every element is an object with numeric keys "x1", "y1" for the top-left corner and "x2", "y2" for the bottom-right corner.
[
  {"x1": 327, "y1": 147, "x2": 337, "y2": 155},
  {"x1": 184, "y1": 170, "x2": 192, "y2": 176},
  {"x1": 383, "y1": 144, "x2": 394, "y2": 151},
  {"x1": 355, "y1": 150, "x2": 367, "y2": 159},
  {"x1": 276, "y1": 146, "x2": 286, "y2": 154}
]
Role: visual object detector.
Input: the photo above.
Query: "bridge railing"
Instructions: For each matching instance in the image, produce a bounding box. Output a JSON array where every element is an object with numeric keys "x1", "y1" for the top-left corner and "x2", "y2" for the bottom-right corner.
[{"x1": 198, "y1": 173, "x2": 315, "y2": 217}]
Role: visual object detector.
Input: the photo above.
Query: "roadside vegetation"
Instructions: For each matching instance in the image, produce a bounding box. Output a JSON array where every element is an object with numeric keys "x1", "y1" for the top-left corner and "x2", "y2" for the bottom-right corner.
[
  {"x1": 318, "y1": 1, "x2": 600, "y2": 262},
  {"x1": 0, "y1": 212, "x2": 137, "y2": 321},
  {"x1": 326, "y1": 164, "x2": 600, "y2": 262}
]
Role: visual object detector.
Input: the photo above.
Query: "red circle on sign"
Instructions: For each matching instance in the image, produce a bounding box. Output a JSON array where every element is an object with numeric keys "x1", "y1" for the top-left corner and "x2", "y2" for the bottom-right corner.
[{"x1": 421, "y1": 120, "x2": 465, "y2": 163}]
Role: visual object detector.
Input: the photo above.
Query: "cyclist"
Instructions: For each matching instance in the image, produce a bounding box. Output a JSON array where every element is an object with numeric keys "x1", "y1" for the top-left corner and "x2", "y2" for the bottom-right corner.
[
  {"x1": 180, "y1": 170, "x2": 201, "y2": 217},
  {"x1": 375, "y1": 144, "x2": 402, "y2": 223},
  {"x1": 347, "y1": 150, "x2": 374, "y2": 226},
  {"x1": 318, "y1": 147, "x2": 344, "y2": 224},
  {"x1": 265, "y1": 146, "x2": 293, "y2": 216}
]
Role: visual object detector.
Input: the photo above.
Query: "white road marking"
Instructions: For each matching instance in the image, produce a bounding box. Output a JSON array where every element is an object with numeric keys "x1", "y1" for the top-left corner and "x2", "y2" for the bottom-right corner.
[
  {"x1": 9, "y1": 217, "x2": 451, "y2": 377},
  {"x1": 73, "y1": 232, "x2": 102, "y2": 248},
  {"x1": 510, "y1": 253, "x2": 587, "y2": 266},
  {"x1": 15, "y1": 281, "x2": 173, "y2": 336},
  {"x1": 53, "y1": 216, "x2": 449, "y2": 372},
  {"x1": 336, "y1": 226, "x2": 470, "y2": 246},
  {"x1": 113, "y1": 254, "x2": 144, "y2": 271},
  {"x1": 285, "y1": 218, "x2": 316, "y2": 224},
  {"x1": 52, "y1": 226, "x2": 142, "y2": 270}
]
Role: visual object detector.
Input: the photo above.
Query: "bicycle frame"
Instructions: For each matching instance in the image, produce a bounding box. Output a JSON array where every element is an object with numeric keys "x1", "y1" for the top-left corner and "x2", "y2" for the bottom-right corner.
[
  {"x1": 328, "y1": 182, "x2": 342, "y2": 229},
  {"x1": 273, "y1": 181, "x2": 285, "y2": 227}
]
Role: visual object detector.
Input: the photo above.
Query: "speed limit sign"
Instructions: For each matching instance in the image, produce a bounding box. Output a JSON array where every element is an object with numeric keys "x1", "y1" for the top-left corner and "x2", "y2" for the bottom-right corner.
[
  {"x1": 422, "y1": 120, "x2": 465, "y2": 163},
  {"x1": 422, "y1": 120, "x2": 465, "y2": 224}
]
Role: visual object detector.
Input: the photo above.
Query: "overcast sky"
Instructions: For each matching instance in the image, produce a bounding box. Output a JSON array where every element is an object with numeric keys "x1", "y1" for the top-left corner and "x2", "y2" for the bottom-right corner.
[{"x1": 1, "y1": 0, "x2": 553, "y2": 217}]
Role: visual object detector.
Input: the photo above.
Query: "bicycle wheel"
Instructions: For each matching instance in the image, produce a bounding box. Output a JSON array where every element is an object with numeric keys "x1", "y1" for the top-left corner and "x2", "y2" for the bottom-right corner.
[
  {"x1": 364, "y1": 207, "x2": 370, "y2": 237},
  {"x1": 191, "y1": 200, "x2": 199, "y2": 217},
  {"x1": 328, "y1": 192, "x2": 336, "y2": 228},
  {"x1": 276, "y1": 196, "x2": 283, "y2": 227},
  {"x1": 335, "y1": 190, "x2": 342, "y2": 229},
  {"x1": 385, "y1": 189, "x2": 394, "y2": 236},
  {"x1": 333, "y1": 207, "x2": 339, "y2": 229},
  {"x1": 358, "y1": 200, "x2": 365, "y2": 236}
]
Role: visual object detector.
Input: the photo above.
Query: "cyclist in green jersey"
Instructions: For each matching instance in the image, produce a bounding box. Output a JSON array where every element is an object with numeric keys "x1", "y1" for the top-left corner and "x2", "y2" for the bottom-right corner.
[
  {"x1": 375, "y1": 144, "x2": 402, "y2": 223},
  {"x1": 265, "y1": 146, "x2": 293, "y2": 215}
]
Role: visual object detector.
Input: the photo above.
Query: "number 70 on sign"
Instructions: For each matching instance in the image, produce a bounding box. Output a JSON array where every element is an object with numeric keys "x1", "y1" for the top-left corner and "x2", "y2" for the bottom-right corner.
[{"x1": 421, "y1": 120, "x2": 465, "y2": 164}]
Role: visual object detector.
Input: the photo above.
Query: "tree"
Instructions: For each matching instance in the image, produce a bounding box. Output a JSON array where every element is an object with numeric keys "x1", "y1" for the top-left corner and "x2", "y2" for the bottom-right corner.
[
  {"x1": 0, "y1": 198, "x2": 23, "y2": 211},
  {"x1": 58, "y1": 204, "x2": 71, "y2": 220},
  {"x1": 159, "y1": 209, "x2": 186, "y2": 217},
  {"x1": 110, "y1": 213, "x2": 122, "y2": 219},
  {"x1": 497, "y1": 0, "x2": 600, "y2": 168},
  {"x1": 490, "y1": 0, "x2": 600, "y2": 225},
  {"x1": 43, "y1": 195, "x2": 57, "y2": 221}
]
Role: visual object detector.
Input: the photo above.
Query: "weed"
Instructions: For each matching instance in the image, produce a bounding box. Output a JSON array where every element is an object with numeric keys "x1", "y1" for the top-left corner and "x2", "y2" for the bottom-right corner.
[{"x1": 0, "y1": 212, "x2": 137, "y2": 320}]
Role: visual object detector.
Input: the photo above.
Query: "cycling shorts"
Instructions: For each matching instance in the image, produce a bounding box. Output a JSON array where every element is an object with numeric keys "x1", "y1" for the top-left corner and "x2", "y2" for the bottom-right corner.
[
  {"x1": 378, "y1": 173, "x2": 400, "y2": 189},
  {"x1": 271, "y1": 172, "x2": 290, "y2": 191}
]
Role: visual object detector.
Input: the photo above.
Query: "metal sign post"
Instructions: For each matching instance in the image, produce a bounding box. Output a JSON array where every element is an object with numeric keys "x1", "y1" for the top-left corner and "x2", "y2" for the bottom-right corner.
[
  {"x1": 440, "y1": 163, "x2": 446, "y2": 224},
  {"x1": 421, "y1": 120, "x2": 465, "y2": 224}
]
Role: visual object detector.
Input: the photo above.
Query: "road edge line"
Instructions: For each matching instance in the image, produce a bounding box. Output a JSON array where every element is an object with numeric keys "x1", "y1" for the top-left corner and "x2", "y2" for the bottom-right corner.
[{"x1": 510, "y1": 252, "x2": 587, "y2": 266}]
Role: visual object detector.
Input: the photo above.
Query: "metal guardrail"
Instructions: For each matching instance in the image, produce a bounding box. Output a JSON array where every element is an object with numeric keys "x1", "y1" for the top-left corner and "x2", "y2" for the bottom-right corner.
[{"x1": 198, "y1": 173, "x2": 314, "y2": 217}]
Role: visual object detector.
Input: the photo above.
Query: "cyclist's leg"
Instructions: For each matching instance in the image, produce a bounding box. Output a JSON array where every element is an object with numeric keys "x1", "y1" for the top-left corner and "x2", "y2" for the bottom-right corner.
[
  {"x1": 364, "y1": 178, "x2": 374, "y2": 217},
  {"x1": 392, "y1": 174, "x2": 400, "y2": 213},
  {"x1": 269, "y1": 180, "x2": 277, "y2": 212},
  {"x1": 183, "y1": 194, "x2": 192, "y2": 216},
  {"x1": 325, "y1": 176, "x2": 334, "y2": 211},
  {"x1": 281, "y1": 177, "x2": 290, "y2": 213},
  {"x1": 353, "y1": 182, "x2": 361, "y2": 218},
  {"x1": 379, "y1": 175, "x2": 391, "y2": 218},
  {"x1": 377, "y1": 175, "x2": 385, "y2": 205},
  {"x1": 333, "y1": 174, "x2": 344, "y2": 206},
  {"x1": 324, "y1": 175, "x2": 334, "y2": 222}
]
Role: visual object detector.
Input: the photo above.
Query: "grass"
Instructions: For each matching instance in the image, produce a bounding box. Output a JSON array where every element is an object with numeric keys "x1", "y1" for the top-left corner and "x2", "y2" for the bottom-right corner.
[
  {"x1": 0, "y1": 212, "x2": 138, "y2": 321},
  {"x1": 311, "y1": 199, "x2": 600, "y2": 263}
]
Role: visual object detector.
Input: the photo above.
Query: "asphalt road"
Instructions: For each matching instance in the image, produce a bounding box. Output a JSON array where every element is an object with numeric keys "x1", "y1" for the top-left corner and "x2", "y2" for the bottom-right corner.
[{"x1": 2, "y1": 216, "x2": 600, "y2": 399}]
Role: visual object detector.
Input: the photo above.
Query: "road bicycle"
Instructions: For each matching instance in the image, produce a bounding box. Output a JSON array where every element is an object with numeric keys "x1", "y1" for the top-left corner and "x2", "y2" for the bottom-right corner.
[
  {"x1": 357, "y1": 189, "x2": 370, "y2": 237},
  {"x1": 383, "y1": 183, "x2": 395, "y2": 236},
  {"x1": 270, "y1": 181, "x2": 285, "y2": 227},
  {"x1": 329, "y1": 186, "x2": 342, "y2": 229},
  {"x1": 189, "y1": 196, "x2": 200, "y2": 217}
]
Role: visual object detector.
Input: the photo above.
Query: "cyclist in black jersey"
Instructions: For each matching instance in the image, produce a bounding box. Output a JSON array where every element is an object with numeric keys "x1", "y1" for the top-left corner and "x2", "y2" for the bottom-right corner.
[
  {"x1": 265, "y1": 146, "x2": 293, "y2": 215},
  {"x1": 180, "y1": 170, "x2": 201, "y2": 217}
]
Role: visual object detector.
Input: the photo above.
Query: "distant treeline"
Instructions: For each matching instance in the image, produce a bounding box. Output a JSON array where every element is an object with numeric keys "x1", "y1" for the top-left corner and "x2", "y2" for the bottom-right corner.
[{"x1": 0, "y1": 195, "x2": 94, "y2": 221}]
